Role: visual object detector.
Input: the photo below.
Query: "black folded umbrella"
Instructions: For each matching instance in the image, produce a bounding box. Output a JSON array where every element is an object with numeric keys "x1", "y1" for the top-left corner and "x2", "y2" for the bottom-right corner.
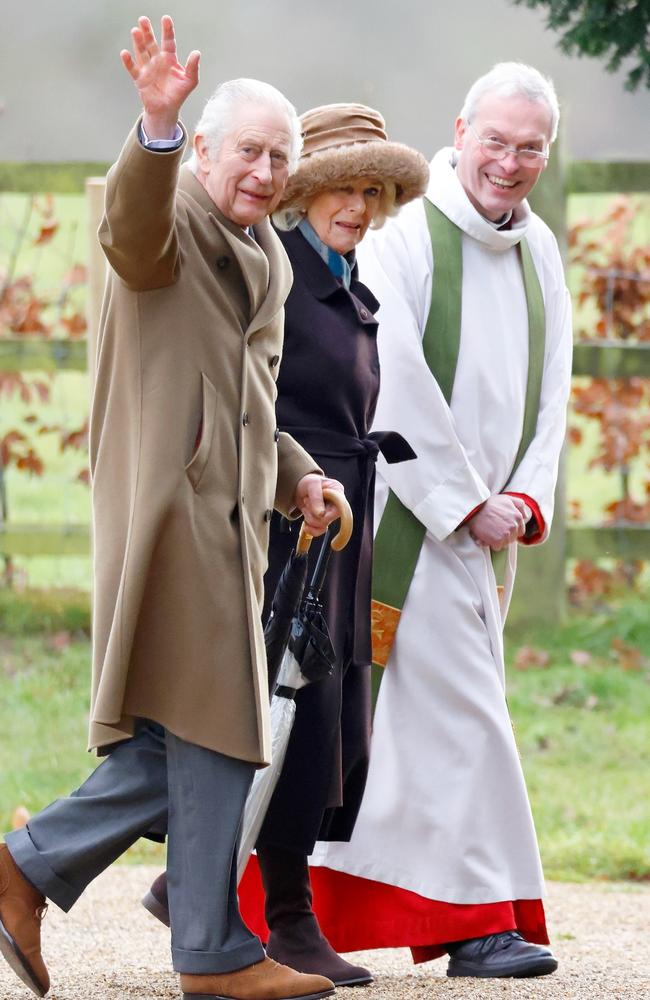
[{"x1": 237, "y1": 489, "x2": 353, "y2": 881}]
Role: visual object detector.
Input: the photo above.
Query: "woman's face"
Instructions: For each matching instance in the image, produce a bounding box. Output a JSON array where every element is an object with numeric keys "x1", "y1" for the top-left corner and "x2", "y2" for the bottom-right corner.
[{"x1": 306, "y1": 177, "x2": 383, "y2": 254}]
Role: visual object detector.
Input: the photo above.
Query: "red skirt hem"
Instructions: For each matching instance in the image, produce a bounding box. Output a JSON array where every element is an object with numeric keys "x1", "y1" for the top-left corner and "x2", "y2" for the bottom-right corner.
[{"x1": 238, "y1": 857, "x2": 549, "y2": 963}]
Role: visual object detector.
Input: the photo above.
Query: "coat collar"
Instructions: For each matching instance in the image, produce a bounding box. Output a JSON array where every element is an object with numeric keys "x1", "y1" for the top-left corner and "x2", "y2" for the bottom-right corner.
[
  {"x1": 278, "y1": 226, "x2": 380, "y2": 317},
  {"x1": 178, "y1": 165, "x2": 292, "y2": 333}
]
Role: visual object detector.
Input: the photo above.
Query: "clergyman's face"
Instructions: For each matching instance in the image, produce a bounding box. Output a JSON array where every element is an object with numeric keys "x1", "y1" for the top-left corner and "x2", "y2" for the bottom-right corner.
[
  {"x1": 454, "y1": 92, "x2": 552, "y2": 221},
  {"x1": 194, "y1": 102, "x2": 292, "y2": 227}
]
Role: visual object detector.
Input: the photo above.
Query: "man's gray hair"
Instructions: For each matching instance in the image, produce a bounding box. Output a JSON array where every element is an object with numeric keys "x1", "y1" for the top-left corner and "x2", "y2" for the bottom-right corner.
[
  {"x1": 188, "y1": 78, "x2": 302, "y2": 173},
  {"x1": 460, "y1": 62, "x2": 560, "y2": 143}
]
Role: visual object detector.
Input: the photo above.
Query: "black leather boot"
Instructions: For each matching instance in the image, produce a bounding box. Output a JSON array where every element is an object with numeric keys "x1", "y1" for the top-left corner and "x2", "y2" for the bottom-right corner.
[{"x1": 257, "y1": 845, "x2": 372, "y2": 987}]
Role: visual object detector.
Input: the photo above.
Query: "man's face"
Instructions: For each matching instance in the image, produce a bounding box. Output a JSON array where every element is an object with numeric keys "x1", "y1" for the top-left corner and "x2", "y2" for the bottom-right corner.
[
  {"x1": 454, "y1": 92, "x2": 552, "y2": 222},
  {"x1": 194, "y1": 102, "x2": 292, "y2": 228}
]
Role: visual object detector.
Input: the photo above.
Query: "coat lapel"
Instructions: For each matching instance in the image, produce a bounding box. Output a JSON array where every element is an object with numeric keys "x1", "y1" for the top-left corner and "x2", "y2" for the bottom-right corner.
[
  {"x1": 246, "y1": 217, "x2": 293, "y2": 338},
  {"x1": 178, "y1": 166, "x2": 279, "y2": 325}
]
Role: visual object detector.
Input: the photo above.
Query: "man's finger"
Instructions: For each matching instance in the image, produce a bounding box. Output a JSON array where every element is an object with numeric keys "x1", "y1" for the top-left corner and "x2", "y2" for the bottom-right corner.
[
  {"x1": 120, "y1": 50, "x2": 138, "y2": 78},
  {"x1": 160, "y1": 14, "x2": 176, "y2": 52},
  {"x1": 131, "y1": 27, "x2": 149, "y2": 65},
  {"x1": 138, "y1": 16, "x2": 157, "y2": 47},
  {"x1": 184, "y1": 51, "x2": 201, "y2": 87},
  {"x1": 306, "y1": 479, "x2": 325, "y2": 518}
]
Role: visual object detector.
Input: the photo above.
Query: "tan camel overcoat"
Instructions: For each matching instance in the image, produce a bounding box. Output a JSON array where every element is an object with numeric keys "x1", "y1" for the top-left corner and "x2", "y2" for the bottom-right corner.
[{"x1": 88, "y1": 122, "x2": 318, "y2": 764}]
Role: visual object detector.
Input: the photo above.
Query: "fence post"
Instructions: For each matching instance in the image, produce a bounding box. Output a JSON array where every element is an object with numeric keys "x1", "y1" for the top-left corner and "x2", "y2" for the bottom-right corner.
[
  {"x1": 506, "y1": 133, "x2": 568, "y2": 632},
  {"x1": 85, "y1": 177, "x2": 106, "y2": 387}
]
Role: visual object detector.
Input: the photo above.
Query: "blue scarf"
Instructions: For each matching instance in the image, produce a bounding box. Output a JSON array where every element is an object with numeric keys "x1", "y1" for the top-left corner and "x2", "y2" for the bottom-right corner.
[{"x1": 297, "y1": 218, "x2": 354, "y2": 289}]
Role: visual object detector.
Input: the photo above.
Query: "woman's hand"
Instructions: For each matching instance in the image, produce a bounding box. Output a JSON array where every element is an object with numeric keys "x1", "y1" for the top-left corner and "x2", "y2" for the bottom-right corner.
[
  {"x1": 293, "y1": 475, "x2": 345, "y2": 537},
  {"x1": 120, "y1": 15, "x2": 200, "y2": 139}
]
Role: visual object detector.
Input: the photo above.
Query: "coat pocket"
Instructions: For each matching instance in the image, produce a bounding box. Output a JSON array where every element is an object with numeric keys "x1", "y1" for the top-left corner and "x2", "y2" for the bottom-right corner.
[{"x1": 185, "y1": 372, "x2": 218, "y2": 492}]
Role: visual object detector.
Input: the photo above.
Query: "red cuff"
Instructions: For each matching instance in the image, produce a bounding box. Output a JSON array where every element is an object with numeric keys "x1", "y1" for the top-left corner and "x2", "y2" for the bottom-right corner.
[{"x1": 504, "y1": 492, "x2": 545, "y2": 544}]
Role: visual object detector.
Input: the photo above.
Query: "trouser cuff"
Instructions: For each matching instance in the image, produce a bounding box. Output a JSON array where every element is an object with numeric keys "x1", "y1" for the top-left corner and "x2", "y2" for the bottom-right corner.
[
  {"x1": 172, "y1": 935, "x2": 265, "y2": 974},
  {"x1": 4, "y1": 827, "x2": 79, "y2": 912}
]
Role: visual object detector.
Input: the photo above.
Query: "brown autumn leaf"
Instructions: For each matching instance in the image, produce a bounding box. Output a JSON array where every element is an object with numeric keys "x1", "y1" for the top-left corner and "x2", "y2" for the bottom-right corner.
[
  {"x1": 60, "y1": 421, "x2": 88, "y2": 452},
  {"x1": 12, "y1": 299, "x2": 49, "y2": 335},
  {"x1": 568, "y1": 499, "x2": 583, "y2": 520},
  {"x1": 572, "y1": 559, "x2": 613, "y2": 597},
  {"x1": 610, "y1": 637, "x2": 648, "y2": 671},
  {"x1": 513, "y1": 646, "x2": 551, "y2": 671},
  {"x1": 16, "y1": 449, "x2": 44, "y2": 476},
  {"x1": 60, "y1": 312, "x2": 87, "y2": 337},
  {"x1": 33, "y1": 222, "x2": 59, "y2": 246}
]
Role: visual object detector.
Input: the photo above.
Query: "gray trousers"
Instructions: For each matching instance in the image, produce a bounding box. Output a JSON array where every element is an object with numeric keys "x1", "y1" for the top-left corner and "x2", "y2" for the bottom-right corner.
[{"x1": 5, "y1": 721, "x2": 265, "y2": 974}]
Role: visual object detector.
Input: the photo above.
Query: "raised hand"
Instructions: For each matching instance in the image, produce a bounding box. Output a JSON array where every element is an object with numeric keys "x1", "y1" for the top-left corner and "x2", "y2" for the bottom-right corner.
[{"x1": 120, "y1": 15, "x2": 200, "y2": 139}]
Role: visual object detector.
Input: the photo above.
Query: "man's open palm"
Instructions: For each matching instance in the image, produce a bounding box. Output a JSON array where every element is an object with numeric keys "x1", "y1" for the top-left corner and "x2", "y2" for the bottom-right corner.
[{"x1": 121, "y1": 15, "x2": 199, "y2": 127}]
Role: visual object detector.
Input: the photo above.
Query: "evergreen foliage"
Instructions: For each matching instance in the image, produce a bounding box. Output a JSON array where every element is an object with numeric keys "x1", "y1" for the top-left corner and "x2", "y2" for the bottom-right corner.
[{"x1": 513, "y1": 0, "x2": 650, "y2": 91}]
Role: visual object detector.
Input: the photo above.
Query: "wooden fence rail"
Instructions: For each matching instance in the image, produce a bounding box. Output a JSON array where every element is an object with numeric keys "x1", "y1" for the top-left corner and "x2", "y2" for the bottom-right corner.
[{"x1": 2, "y1": 159, "x2": 650, "y2": 625}]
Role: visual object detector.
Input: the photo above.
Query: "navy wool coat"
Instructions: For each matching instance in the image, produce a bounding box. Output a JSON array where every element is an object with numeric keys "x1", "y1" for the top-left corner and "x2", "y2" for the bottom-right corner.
[{"x1": 257, "y1": 225, "x2": 381, "y2": 854}]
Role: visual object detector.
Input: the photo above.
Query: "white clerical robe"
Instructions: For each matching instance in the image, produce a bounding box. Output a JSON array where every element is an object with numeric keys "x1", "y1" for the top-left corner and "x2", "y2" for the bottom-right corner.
[{"x1": 311, "y1": 148, "x2": 572, "y2": 905}]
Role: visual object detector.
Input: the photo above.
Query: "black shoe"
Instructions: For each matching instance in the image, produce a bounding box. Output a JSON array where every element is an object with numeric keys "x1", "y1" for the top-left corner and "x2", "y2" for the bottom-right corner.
[{"x1": 446, "y1": 931, "x2": 558, "y2": 978}]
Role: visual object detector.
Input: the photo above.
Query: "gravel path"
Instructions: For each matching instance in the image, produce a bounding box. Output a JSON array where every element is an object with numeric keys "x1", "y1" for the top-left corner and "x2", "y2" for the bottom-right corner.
[{"x1": 0, "y1": 867, "x2": 648, "y2": 999}]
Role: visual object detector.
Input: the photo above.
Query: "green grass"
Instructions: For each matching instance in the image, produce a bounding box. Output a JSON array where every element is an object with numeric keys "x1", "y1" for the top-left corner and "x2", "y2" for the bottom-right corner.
[
  {"x1": 505, "y1": 598, "x2": 650, "y2": 881},
  {"x1": 0, "y1": 589, "x2": 648, "y2": 880},
  {"x1": 0, "y1": 630, "x2": 164, "y2": 865}
]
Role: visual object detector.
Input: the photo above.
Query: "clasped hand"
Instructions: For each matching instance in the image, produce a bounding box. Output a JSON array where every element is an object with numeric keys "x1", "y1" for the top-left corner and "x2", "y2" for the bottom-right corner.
[{"x1": 468, "y1": 494, "x2": 531, "y2": 550}]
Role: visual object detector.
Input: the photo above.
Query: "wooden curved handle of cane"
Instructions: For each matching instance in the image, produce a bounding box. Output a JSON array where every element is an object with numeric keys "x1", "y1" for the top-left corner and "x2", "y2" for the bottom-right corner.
[{"x1": 296, "y1": 487, "x2": 353, "y2": 554}]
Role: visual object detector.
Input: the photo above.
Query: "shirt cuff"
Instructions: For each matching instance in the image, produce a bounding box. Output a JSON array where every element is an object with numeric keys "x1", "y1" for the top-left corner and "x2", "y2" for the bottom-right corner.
[
  {"x1": 139, "y1": 122, "x2": 184, "y2": 150},
  {"x1": 504, "y1": 492, "x2": 545, "y2": 545}
]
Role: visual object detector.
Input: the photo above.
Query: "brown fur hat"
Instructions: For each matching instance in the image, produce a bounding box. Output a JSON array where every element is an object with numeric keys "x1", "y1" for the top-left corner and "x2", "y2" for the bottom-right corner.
[{"x1": 278, "y1": 103, "x2": 429, "y2": 211}]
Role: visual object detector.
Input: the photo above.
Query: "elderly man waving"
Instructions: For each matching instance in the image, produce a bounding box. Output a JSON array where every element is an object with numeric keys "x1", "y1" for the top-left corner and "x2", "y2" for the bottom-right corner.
[{"x1": 0, "y1": 15, "x2": 339, "y2": 1000}]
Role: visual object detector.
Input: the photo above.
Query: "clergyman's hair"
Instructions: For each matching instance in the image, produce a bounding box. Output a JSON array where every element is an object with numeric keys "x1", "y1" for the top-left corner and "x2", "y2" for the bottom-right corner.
[
  {"x1": 460, "y1": 62, "x2": 560, "y2": 143},
  {"x1": 187, "y1": 78, "x2": 302, "y2": 173}
]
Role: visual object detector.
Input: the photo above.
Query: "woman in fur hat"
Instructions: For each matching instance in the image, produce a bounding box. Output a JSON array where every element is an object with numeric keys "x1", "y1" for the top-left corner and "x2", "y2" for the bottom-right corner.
[
  {"x1": 143, "y1": 103, "x2": 427, "y2": 986},
  {"x1": 243, "y1": 104, "x2": 427, "y2": 986}
]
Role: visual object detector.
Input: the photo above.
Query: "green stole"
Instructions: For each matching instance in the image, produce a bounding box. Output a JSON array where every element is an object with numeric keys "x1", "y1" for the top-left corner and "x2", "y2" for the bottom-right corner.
[{"x1": 370, "y1": 199, "x2": 546, "y2": 692}]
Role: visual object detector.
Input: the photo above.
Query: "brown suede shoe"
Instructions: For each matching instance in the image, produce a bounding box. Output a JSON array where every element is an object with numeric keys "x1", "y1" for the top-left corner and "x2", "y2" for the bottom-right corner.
[
  {"x1": 180, "y1": 955, "x2": 335, "y2": 1000},
  {"x1": 0, "y1": 843, "x2": 50, "y2": 997}
]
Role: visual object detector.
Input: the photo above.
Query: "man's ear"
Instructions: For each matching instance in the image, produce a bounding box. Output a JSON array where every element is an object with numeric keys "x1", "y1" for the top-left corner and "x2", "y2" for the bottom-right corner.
[
  {"x1": 193, "y1": 134, "x2": 210, "y2": 172},
  {"x1": 454, "y1": 116, "x2": 467, "y2": 152}
]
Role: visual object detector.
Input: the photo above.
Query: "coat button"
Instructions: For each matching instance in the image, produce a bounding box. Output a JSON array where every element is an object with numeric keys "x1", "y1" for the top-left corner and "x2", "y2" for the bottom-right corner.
[
  {"x1": 264, "y1": 509, "x2": 273, "y2": 522},
  {"x1": 360, "y1": 307, "x2": 369, "y2": 320},
  {"x1": 269, "y1": 354, "x2": 280, "y2": 368},
  {"x1": 274, "y1": 428, "x2": 280, "y2": 443},
  {"x1": 242, "y1": 411, "x2": 250, "y2": 426},
  {"x1": 217, "y1": 255, "x2": 230, "y2": 270}
]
